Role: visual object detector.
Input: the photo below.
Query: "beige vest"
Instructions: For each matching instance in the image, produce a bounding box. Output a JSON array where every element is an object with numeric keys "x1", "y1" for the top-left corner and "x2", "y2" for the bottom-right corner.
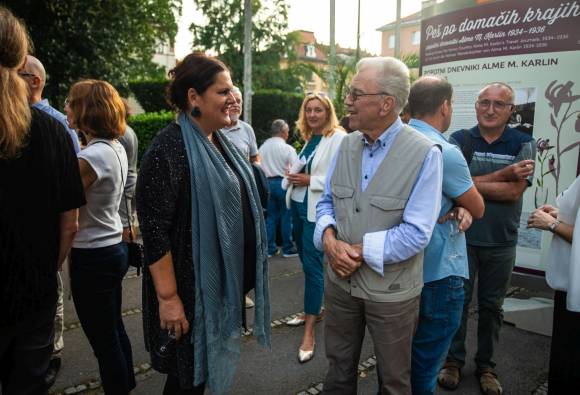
[{"x1": 327, "y1": 125, "x2": 436, "y2": 302}]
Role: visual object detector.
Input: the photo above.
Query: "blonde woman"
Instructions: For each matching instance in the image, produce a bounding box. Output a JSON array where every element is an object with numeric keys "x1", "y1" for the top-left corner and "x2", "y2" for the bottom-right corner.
[
  {"x1": 285, "y1": 93, "x2": 346, "y2": 363},
  {"x1": 0, "y1": 7, "x2": 84, "y2": 393}
]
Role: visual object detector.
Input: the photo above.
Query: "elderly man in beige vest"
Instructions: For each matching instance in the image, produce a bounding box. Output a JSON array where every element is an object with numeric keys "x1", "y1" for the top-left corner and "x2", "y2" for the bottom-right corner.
[{"x1": 314, "y1": 57, "x2": 443, "y2": 394}]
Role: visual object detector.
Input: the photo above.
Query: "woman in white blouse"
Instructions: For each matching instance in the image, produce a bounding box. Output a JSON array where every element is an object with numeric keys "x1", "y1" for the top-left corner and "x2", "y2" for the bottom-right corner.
[
  {"x1": 284, "y1": 93, "x2": 346, "y2": 363},
  {"x1": 66, "y1": 80, "x2": 135, "y2": 394},
  {"x1": 528, "y1": 175, "x2": 579, "y2": 394}
]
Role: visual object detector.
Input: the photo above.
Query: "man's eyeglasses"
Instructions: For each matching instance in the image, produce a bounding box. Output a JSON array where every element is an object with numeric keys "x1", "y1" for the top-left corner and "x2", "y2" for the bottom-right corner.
[
  {"x1": 345, "y1": 86, "x2": 391, "y2": 102},
  {"x1": 475, "y1": 100, "x2": 514, "y2": 111},
  {"x1": 17, "y1": 72, "x2": 37, "y2": 79}
]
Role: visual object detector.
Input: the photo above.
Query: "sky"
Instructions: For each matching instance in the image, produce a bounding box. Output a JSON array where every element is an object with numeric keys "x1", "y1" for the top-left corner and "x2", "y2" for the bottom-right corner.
[{"x1": 175, "y1": 0, "x2": 424, "y2": 58}]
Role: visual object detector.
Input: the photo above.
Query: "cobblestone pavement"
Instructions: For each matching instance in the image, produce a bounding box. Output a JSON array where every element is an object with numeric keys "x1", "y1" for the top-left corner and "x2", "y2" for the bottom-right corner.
[{"x1": 49, "y1": 255, "x2": 551, "y2": 395}]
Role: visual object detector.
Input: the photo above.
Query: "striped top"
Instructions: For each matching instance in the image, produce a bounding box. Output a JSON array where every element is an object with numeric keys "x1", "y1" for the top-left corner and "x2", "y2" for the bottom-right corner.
[{"x1": 450, "y1": 126, "x2": 535, "y2": 247}]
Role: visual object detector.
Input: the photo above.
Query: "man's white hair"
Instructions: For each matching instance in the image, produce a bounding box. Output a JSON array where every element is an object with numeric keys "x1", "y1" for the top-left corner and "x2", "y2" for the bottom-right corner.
[
  {"x1": 232, "y1": 86, "x2": 242, "y2": 96},
  {"x1": 356, "y1": 57, "x2": 410, "y2": 114}
]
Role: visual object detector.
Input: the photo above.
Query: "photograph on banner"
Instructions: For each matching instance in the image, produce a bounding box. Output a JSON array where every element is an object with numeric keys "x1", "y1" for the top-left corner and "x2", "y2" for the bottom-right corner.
[{"x1": 419, "y1": 0, "x2": 580, "y2": 273}]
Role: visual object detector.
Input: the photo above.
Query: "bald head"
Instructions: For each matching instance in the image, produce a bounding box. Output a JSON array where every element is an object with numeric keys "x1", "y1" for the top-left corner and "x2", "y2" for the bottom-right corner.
[
  {"x1": 20, "y1": 55, "x2": 46, "y2": 103},
  {"x1": 478, "y1": 82, "x2": 513, "y2": 103}
]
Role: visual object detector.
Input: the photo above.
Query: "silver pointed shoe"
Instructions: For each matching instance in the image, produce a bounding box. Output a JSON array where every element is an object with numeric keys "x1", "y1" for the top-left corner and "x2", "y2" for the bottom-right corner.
[
  {"x1": 286, "y1": 314, "x2": 305, "y2": 326},
  {"x1": 298, "y1": 344, "x2": 315, "y2": 363}
]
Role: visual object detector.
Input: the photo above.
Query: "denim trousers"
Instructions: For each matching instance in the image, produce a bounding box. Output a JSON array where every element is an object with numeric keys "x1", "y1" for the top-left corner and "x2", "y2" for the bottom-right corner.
[
  {"x1": 411, "y1": 276, "x2": 465, "y2": 395},
  {"x1": 266, "y1": 177, "x2": 294, "y2": 255},
  {"x1": 291, "y1": 198, "x2": 324, "y2": 315},
  {"x1": 447, "y1": 245, "x2": 516, "y2": 370},
  {"x1": 70, "y1": 242, "x2": 136, "y2": 395}
]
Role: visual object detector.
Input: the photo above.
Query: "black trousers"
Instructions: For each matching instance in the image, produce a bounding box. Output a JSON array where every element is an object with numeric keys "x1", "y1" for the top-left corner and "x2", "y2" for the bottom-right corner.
[
  {"x1": 0, "y1": 304, "x2": 56, "y2": 395},
  {"x1": 548, "y1": 290, "x2": 580, "y2": 394},
  {"x1": 71, "y1": 243, "x2": 136, "y2": 395}
]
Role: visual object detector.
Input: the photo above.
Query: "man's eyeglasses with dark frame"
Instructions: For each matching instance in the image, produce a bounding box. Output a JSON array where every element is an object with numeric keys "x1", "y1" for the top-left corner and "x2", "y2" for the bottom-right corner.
[
  {"x1": 475, "y1": 99, "x2": 514, "y2": 111},
  {"x1": 17, "y1": 72, "x2": 37, "y2": 79},
  {"x1": 345, "y1": 86, "x2": 392, "y2": 102}
]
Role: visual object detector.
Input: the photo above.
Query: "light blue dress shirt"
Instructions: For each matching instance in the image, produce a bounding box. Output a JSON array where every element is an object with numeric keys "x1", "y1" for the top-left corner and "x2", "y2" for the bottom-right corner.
[
  {"x1": 33, "y1": 99, "x2": 80, "y2": 153},
  {"x1": 314, "y1": 117, "x2": 443, "y2": 275},
  {"x1": 409, "y1": 119, "x2": 473, "y2": 283}
]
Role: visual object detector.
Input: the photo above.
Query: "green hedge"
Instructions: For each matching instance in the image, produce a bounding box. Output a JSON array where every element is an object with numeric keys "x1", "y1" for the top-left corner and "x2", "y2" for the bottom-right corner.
[
  {"x1": 251, "y1": 89, "x2": 304, "y2": 146},
  {"x1": 128, "y1": 111, "x2": 174, "y2": 163},
  {"x1": 129, "y1": 80, "x2": 170, "y2": 113}
]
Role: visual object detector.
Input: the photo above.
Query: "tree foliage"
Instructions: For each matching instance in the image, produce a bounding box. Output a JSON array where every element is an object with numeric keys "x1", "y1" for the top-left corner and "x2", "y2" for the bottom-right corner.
[
  {"x1": 191, "y1": 0, "x2": 305, "y2": 91},
  {"x1": 5, "y1": 0, "x2": 180, "y2": 106}
]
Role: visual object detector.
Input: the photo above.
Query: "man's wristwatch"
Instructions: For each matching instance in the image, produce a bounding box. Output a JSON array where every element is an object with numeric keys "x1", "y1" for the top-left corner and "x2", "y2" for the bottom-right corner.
[{"x1": 548, "y1": 220, "x2": 561, "y2": 233}]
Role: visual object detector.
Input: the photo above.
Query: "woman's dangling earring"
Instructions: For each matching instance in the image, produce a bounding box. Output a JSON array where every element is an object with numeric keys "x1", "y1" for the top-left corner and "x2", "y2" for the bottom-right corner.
[{"x1": 191, "y1": 106, "x2": 201, "y2": 117}]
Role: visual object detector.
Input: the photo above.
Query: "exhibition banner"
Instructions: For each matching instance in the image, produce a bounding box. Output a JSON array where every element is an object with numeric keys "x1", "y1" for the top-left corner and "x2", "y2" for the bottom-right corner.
[{"x1": 420, "y1": 0, "x2": 580, "y2": 273}]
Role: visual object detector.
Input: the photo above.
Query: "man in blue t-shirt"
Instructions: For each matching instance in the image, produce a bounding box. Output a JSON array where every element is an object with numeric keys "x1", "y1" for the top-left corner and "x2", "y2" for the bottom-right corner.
[
  {"x1": 403, "y1": 76, "x2": 485, "y2": 395},
  {"x1": 438, "y1": 82, "x2": 535, "y2": 395}
]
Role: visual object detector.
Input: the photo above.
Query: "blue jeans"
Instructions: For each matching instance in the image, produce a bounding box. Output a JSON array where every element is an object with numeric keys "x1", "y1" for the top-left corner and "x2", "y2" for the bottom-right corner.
[
  {"x1": 71, "y1": 242, "x2": 136, "y2": 394},
  {"x1": 266, "y1": 177, "x2": 294, "y2": 255},
  {"x1": 447, "y1": 245, "x2": 516, "y2": 370},
  {"x1": 291, "y1": 198, "x2": 324, "y2": 315},
  {"x1": 411, "y1": 276, "x2": 464, "y2": 395}
]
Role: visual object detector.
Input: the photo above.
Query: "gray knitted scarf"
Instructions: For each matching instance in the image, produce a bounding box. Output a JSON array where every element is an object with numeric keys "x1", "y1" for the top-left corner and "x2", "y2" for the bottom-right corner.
[{"x1": 178, "y1": 113, "x2": 270, "y2": 394}]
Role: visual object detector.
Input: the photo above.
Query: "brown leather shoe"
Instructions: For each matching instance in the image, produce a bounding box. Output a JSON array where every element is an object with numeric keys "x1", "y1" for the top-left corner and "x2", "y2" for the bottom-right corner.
[
  {"x1": 477, "y1": 368, "x2": 503, "y2": 395},
  {"x1": 437, "y1": 361, "x2": 461, "y2": 390}
]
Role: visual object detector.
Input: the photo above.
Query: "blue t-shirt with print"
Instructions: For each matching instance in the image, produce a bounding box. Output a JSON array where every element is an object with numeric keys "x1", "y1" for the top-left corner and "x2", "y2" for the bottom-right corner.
[
  {"x1": 410, "y1": 119, "x2": 473, "y2": 283},
  {"x1": 450, "y1": 126, "x2": 535, "y2": 247}
]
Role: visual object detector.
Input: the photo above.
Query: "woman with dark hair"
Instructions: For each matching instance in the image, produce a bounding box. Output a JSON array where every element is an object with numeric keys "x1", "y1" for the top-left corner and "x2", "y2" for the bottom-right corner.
[
  {"x1": 0, "y1": 7, "x2": 85, "y2": 394},
  {"x1": 136, "y1": 52, "x2": 270, "y2": 395},
  {"x1": 66, "y1": 80, "x2": 136, "y2": 394}
]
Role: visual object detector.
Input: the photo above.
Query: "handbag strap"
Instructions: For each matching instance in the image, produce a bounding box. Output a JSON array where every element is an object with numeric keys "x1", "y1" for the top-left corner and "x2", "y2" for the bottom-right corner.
[{"x1": 90, "y1": 140, "x2": 134, "y2": 242}]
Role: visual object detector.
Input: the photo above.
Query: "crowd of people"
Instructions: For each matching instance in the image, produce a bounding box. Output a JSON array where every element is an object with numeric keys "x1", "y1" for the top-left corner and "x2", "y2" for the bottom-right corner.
[{"x1": 1, "y1": 6, "x2": 579, "y2": 395}]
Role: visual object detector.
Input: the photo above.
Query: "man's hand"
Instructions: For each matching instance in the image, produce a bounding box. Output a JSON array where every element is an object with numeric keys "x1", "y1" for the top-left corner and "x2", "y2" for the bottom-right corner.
[
  {"x1": 501, "y1": 159, "x2": 534, "y2": 181},
  {"x1": 438, "y1": 207, "x2": 473, "y2": 232},
  {"x1": 322, "y1": 228, "x2": 362, "y2": 278}
]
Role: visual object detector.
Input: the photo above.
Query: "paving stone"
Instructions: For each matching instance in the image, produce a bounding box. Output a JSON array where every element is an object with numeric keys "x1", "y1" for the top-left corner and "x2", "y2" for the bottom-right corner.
[
  {"x1": 88, "y1": 381, "x2": 100, "y2": 389},
  {"x1": 307, "y1": 387, "x2": 319, "y2": 395},
  {"x1": 315, "y1": 382, "x2": 323, "y2": 391},
  {"x1": 63, "y1": 387, "x2": 77, "y2": 395}
]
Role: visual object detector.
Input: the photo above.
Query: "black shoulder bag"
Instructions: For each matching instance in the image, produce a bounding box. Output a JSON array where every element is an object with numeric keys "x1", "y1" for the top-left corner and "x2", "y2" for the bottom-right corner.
[{"x1": 93, "y1": 141, "x2": 144, "y2": 275}]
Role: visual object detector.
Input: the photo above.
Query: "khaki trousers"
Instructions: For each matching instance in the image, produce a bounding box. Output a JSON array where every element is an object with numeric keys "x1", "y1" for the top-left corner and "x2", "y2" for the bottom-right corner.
[{"x1": 323, "y1": 274, "x2": 420, "y2": 395}]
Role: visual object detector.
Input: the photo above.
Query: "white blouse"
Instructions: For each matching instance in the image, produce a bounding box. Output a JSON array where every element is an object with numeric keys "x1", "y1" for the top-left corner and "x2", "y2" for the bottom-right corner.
[{"x1": 546, "y1": 175, "x2": 580, "y2": 312}]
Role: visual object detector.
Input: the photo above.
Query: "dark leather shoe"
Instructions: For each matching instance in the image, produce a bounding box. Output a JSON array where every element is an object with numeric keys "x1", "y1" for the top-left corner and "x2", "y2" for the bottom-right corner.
[{"x1": 45, "y1": 357, "x2": 61, "y2": 388}]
